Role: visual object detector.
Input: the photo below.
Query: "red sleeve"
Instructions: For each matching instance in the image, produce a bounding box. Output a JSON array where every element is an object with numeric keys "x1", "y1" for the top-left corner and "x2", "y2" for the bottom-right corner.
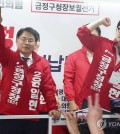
[
  {"x1": 63, "y1": 55, "x2": 75, "y2": 101},
  {"x1": 0, "y1": 24, "x2": 9, "y2": 64},
  {"x1": 40, "y1": 60, "x2": 58, "y2": 111},
  {"x1": 77, "y1": 25, "x2": 100, "y2": 52},
  {"x1": 0, "y1": 24, "x2": 5, "y2": 52}
]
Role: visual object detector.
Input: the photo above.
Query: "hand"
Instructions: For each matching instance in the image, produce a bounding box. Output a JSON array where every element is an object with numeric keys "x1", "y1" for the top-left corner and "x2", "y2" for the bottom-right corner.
[
  {"x1": 87, "y1": 93, "x2": 104, "y2": 134},
  {"x1": 61, "y1": 110, "x2": 80, "y2": 134},
  {"x1": 49, "y1": 110, "x2": 61, "y2": 120},
  {"x1": 102, "y1": 17, "x2": 111, "y2": 27},
  {"x1": 69, "y1": 100, "x2": 79, "y2": 111},
  {"x1": 87, "y1": 93, "x2": 102, "y2": 125},
  {"x1": 55, "y1": 95, "x2": 62, "y2": 108}
]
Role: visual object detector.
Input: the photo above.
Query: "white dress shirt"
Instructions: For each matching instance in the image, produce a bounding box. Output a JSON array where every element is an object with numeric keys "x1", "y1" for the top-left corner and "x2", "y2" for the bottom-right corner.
[{"x1": 20, "y1": 53, "x2": 33, "y2": 67}]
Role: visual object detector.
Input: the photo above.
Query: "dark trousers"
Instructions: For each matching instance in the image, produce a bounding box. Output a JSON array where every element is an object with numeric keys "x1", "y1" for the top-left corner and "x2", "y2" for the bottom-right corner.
[
  {"x1": 39, "y1": 112, "x2": 48, "y2": 134},
  {"x1": 0, "y1": 118, "x2": 40, "y2": 134}
]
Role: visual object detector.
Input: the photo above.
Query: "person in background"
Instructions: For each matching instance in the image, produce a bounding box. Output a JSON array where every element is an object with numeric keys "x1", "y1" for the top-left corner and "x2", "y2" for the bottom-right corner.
[
  {"x1": 61, "y1": 93, "x2": 104, "y2": 134},
  {"x1": 77, "y1": 17, "x2": 120, "y2": 133},
  {"x1": 0, "y1": 7, "x2": 60, "y2": 134},
  {"x1": 63, "y1": 26, "x2": 101, "y2": 111}
]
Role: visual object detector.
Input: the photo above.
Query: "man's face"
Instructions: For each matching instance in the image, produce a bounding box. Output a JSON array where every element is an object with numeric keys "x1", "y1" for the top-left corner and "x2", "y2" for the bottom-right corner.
[
  {"x1": 16, "y1": 31, "x2": 37, "y2": 57},
  {"x1": 116, "y1": 26, "x2": 120, "y2": 42}
]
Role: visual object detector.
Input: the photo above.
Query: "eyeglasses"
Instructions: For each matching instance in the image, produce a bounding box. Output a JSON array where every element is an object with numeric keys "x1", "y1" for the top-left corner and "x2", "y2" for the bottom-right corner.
[{"x1": 19, "y1": 37, "x2": 35, "y2": 44}]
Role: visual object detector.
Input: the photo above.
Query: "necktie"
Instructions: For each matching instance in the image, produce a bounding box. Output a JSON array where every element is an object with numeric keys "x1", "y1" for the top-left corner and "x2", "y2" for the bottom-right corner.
[{"x1": 22, "y1": 57, "x2": 29, "y2": 64}]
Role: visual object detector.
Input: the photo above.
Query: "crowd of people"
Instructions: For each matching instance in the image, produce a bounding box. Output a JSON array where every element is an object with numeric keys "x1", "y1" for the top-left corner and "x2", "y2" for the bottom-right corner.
[{"x1": 0, "y1": 6, "x2": 120, "y2": 134}]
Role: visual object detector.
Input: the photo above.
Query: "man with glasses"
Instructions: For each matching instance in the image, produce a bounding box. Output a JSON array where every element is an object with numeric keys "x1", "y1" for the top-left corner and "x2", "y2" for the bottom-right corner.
[
  {"x1": 77, "y1": 17, "x2": 120, "y2": 133},
  {"x1": 0, "y1": 7, "x2": 60, "y2": 134}
]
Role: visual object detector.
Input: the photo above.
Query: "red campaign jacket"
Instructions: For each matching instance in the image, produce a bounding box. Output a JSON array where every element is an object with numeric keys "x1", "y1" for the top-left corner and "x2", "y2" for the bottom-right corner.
[
  {"x1": 0, "y1": 24, "x2": 58, "y2": 115},
  {"x1": 77, "y1": 25, "x2": 120, "y2": 111},
  {"x1": 39, "y1": 92, "x2": 48, "y2": 113},
  {"x1": 39, "y1": 75, "x2": 57, "y2": 113},
  {"x1": 63, "y1": 46, "x2": 91, "y2": 108},
  {"x1": 39, "y1": 78, "x2": 57, "y2": 113}
]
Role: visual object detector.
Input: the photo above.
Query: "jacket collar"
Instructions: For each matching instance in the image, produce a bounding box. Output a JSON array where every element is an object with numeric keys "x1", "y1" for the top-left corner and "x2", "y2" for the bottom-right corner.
[{"x1": 16, "y1": 50, "x2": 41, "y2": 63}]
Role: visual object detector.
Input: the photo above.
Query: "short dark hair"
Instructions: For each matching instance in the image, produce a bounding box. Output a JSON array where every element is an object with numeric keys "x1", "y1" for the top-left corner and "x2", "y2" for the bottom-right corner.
[
  {"x1": 95, "y1": 27, "x2": 101, "y2": 36},
  {"x1": 16, "y1": 27, "x2": 40, "y2": 42},
  {"x1": 117, "y1": 21, "x2": 120, "y2": 28}
]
